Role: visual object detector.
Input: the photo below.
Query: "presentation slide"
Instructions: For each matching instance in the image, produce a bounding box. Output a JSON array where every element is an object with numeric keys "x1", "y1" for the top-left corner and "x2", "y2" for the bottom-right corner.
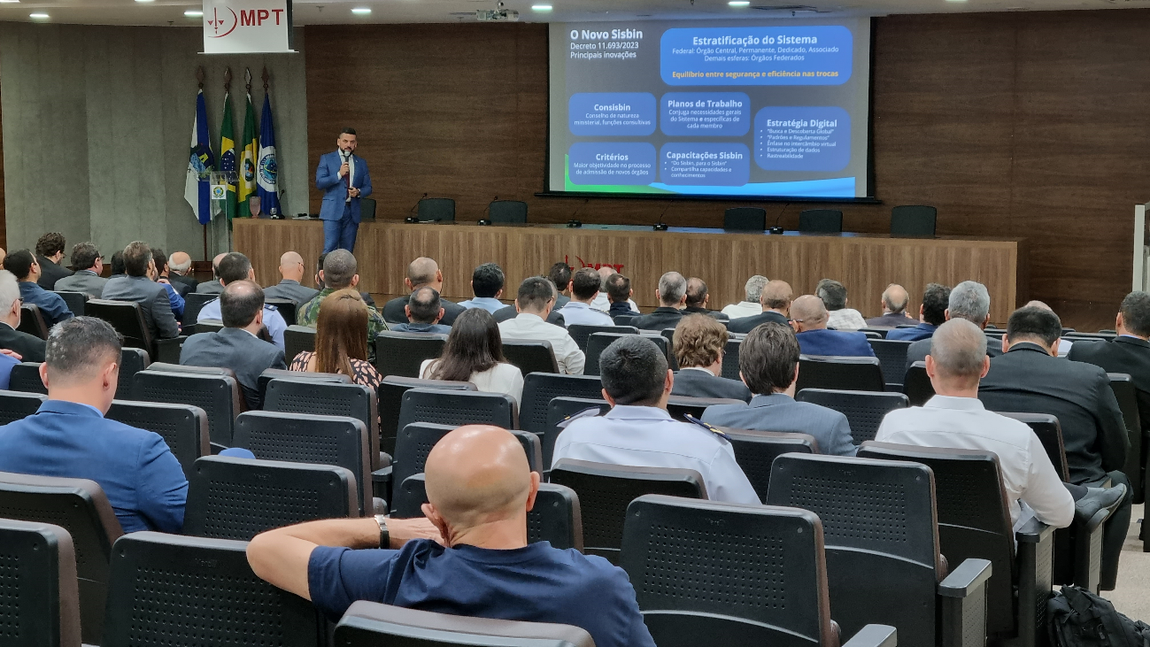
[{"x1": 547, "y1": 19, "x2": 873, "y2": 200}]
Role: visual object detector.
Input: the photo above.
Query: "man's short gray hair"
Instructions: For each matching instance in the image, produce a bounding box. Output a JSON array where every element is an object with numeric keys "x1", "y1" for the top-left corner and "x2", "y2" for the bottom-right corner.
[
  {"x1": 658, "y1": 272, "x2": 687, "y2": 306},
  {"x1": 46, "y1": 317, "x2": 123, "y2": 384},
  {"x1": 323, "y1": 249, "x2": 358, "y2": 289},
  {"x1": 929, "y1": 318, "x2": 987, "y2": 378},
  {"x1": 948, "y1": 281, "x2": 991, "y2": 323},
  {"x1": 744, "y1": 275, "x2": 768, "y2": 302},
  {"x1": 0, "y1": 271, "x2": 19, "y2": 317}
]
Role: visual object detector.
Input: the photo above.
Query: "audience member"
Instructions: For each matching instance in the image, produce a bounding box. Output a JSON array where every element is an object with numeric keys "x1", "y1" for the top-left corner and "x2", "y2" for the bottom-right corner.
[
  {"x1": 789, "y1": 294, "x2": 875, "y2": 357},
  {"x1": 549, "y1": 261, "x2": 573, "y2": 309},
  {"x1": 247, "y1": 425, "x2": 655, "y2": 647},
  {"x1": 0, "y1": 348, "x2": 18, "y2": 389},
  {"x1": 151, "y1": 247, "x2": 185, "y2": 320},
  {"x1": 721, "y1": 275, "x2": 768, "y2": 319},
  {"x1": 194, "y1": 252, "x2": 288, "y2": 350},
  {"x1": 632, "y1": 271, "x2": 688, "y2": 331},
  {"x1": 382, "y1": 257, "x2": 465, "y2": 325},
  {"x1": 101, "y1": 242, "x2": 179, "y2": 339},
  {"x1": 670, "y1": 314, "x2": 751, "y2": 402},
  {"x1": 0, "y1": 247, "x2": 7, "y2": 267},
  {"x1": 1027, "y1": 300, "x2": 1073, "y2": 357},
  {"x1": 194, "y1": 252, "x2": 228, "y2": 294},
  {"x1": 493, "y1": 280, "x2": 567, "y2": 327},
  {"x1": 552, "y1": 336, "x2": 758, "y2": 504},
  {"x1": 877, "y1": 318, "x2": 1124, "y2": 531},
  {"x1": 4, "y1": 250, "x2": 73, "y2": 327},
  {"x1": 391, "y1": 287, "x2": 452, "y2": 334},
  {"x1": 602, "y1": 272, "x2": 639, "y2": 321},
  {"x1": 0, "y1": 270, "x2": 46, "y2": 362},
  {"x1": 458, "y1": 263, "x2": 506, "y2": 314},
  {"x1": 906, "y1": 280, "x2": 1001, "y2": 370},
  {"x1": 817, "y1": 279, "x2": 867, "y2": 330},
  {"x1": 727, "y1": 279, "x2": 792, "y2": 334},
  {"x1": 152, "y1": 247, "x2": 189, "y2": 297},
  {"x1": 34, "y1": 232, "x2": 73, "y2": 290},
  {"x1": 498, "y1": 277, "x2": 584, "y2": 375},
  {"x1": 0, "y1": 317, "x2": 187, "y2": 532},
  {"x1": 1070, "y1": 291, "x2": 1150, "y2": 442},
  {"x1": 262, "y1": 251, "x2": 320, "y2": 304},
  {"x1": 703, "y1": 322, "x2": 857, "y2": 456},
  {"x1": 290, "y1": 288, "x2": 383, "y2": 391},
  {"x1": 683, "y1": 278, "x2": 729, "y2": 321},
  {"x1": 53, "y1": 242, "x2": 107, "y2": 298},
  {"x1": 422, "y1": 308, "x2": 524, "y2": 406},
  {"x1": 298, "y1": 250, "x2": 388, "y2": 358},
  {"x1": 167, "y1": 251, "x2": 198, "y2": 293},
  {"x1": 560, "y1": 267, "x2": 614, "y2": 327},
  {"x1": 109, "y1": 251, "x2": 125, "y2": 279},
  {"x1": 865, "y1": 284, "x2": 917, "y2": 327},
  {"x1": 591, "y1": 266, "x2": 638, "y2": 313},
  {"x1": 979, "y1": 305, "x2": 1131, "y2": 590},
  {"x1": 887, "y1": 283, "x2": 950, "y2": 341},
  {"x1": 180, "y1": 281, "x2": 286, "y2": 409}
]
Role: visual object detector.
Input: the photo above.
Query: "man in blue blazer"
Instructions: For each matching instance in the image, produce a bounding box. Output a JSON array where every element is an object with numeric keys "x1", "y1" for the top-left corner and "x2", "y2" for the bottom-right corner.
[
  {"x1": 316, "y1": 127, "x2": 373, "y2": 254},
  {"x1": 0, "y1": 317, "x2": 188, "y2": 533},
  {"x1": 702, "y1": 321, "x2": 857, "y2": 456},
  {"x1": 790, "y1": 294, "x2": 875, "y2": 357}
]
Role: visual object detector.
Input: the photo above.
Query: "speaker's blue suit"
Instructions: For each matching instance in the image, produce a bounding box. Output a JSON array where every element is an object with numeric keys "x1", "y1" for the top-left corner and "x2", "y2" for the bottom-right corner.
[{"x1": 316, "y1": 150, "x2": 373, "y2": 253}]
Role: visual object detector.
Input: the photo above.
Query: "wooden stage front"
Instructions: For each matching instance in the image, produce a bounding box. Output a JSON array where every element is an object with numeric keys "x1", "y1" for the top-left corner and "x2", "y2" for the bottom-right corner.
[{"x1": 234, "y1": 220, "x2": 1027, "y2": 324}]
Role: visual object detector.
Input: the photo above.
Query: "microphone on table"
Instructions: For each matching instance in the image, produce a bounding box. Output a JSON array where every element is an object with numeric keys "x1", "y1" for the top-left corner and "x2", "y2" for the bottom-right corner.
[
  {"x1": 653, "y1": 202, "x2": 671, "y2": 231},
  {"x1": 405, "y1": 193, "x2": 428, "y2": 224},
  {"x1": 478, "y1": 196, "x2": 495, "y2": 226},
  {"x1": 567, "y1": 198, "x2": 588, "y2": 228},
  {"x1": 769, "y1": 202, "x2": 790, "y2": 235}
]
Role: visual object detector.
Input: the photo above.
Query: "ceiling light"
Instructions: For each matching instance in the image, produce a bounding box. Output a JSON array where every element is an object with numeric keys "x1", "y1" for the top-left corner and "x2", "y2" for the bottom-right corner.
[
  {"x1": 351, "y1": 6, "x2": 371, "y2": 14},
  {"x1": 135, "y1": 0, "x2": 155, "y2": 3},
  {"x1": 29, "y1": 12, "x2": 48, "y2": 18},
  {"x1": 0, "y1": 1, "x2": 21, "y2": 4},
  {"x1": 184, "y1": 9, "x2": 203, "y2": 16},
  {"x1": 728, "y1": 0, "x2": 750, "y2": 5},
  {"x1": 532, "y1": 4, "x2": 553, "y2": 10}
]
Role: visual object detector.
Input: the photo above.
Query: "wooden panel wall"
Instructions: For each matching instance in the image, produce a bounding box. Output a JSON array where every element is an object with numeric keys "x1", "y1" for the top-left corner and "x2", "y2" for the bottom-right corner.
[{"x1": 305, "y1": 12, "x2": 1150, "y2": 329}]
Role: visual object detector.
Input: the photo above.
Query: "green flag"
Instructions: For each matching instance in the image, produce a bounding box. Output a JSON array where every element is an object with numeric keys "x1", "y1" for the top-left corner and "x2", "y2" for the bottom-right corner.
[
  {"x1": 237, "y1": 92, "x2": 259, "y2": 217},
  {"x1": 219, "y1": 92, "x2": 238, "y2": 227}
]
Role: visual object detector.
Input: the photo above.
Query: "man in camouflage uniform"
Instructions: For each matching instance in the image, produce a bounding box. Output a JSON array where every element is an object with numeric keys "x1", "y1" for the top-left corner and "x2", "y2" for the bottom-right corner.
[{"x1": 297, "y1": 249, "x2": 387, "y2": 360}]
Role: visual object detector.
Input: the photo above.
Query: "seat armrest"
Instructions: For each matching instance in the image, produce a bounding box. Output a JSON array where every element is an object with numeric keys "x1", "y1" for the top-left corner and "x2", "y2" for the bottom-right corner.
[
  {"x1": 1015, "y1": 519, "x2": 1056, "y2": 646},
  {"x1": 372, "y1": 466, "x2": 392, "y2": 481},
  {"x1": 938, "y1": 558, "x2": 992, "y2": 598},
  {"x1": 378, "y1": 452, "x2": 392, "y2": 469},
  {"x1": 154, "y1": 336, "x2": 186, "y2": 364},
  {"x1": 1016, "y1": 517, "x2": 1055, "y2": 544},
  {"x1": 938, "y1": 559, "x2": 992, "y2": 647},
  {"x1": 371, "y1": 465, "x2": 393, "y2": 506},
  {"x1": 842, "y1": 624, "x2": 897, "y2": 647}
]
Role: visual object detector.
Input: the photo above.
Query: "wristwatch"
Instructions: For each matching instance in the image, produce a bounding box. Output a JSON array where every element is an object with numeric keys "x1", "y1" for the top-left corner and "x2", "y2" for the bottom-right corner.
[{"x1": 374, "y1": 514, "x2": 390, "y2": 549}]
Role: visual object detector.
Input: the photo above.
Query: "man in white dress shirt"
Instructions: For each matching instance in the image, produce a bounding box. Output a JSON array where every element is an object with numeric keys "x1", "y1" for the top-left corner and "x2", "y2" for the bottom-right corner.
[
  {"x1": 721, "y1": 275, "x2": 768, "y2": 320},
  {"x1": 498, "y1": 276, "x2": 585, "y2": 375},
  {"x1": 552, "y1": 335, "x2": 759, "y2": 505},
  {"x1": 817, "y1": 279, "x2": 868, "y2": 331},
  {"x1": 876, "y1": 318, "x2": 1123, "y2": 530},
  {"x1": 560, "y1": 268, "x2": 614, "y2": 328}
]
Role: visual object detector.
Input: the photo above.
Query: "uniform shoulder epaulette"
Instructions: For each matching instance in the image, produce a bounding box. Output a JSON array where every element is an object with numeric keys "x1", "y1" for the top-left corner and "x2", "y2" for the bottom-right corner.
[
  {"x1": 683, "y1": 414, "x2": 731, "y2": 441},
  {"x1": 555, "y1": 406, "x2": 604, "y2": 429}
]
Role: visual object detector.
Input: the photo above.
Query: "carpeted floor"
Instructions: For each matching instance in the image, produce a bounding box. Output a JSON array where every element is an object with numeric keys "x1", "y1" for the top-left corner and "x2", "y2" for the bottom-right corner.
[{"x1": 1106, "y1": 503, "x2": 1149, "y2": 621}]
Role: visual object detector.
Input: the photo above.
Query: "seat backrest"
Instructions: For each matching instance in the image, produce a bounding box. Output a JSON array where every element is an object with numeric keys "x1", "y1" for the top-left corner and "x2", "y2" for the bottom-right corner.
[
  {"x1": 105, "y1": 400, "x2": 209, "y2": 479},
  {"x1": 502, "y1": 340, "x2": 559, "y2": 375},
  {"x1": 374, "y1": 331, "x2": 448, "y2": 378},
  {"x1": 418, "y1": 197, "x2": 456, "y2": 222},
  {"x1": 666, "y1": 395, "x2": 743, "y2": 421},
  {"x1": 0, "y1": 518, "x2": 82, "y2": 647},
  {"x1": 195, "y1": 320, "x2": 225, "y2": 334},
  {"x1": 18, "y1": 303, "x2": 50, "y2": 339},
  {"x1": 488, "y1": 199, "x2": 528, "y2": 224},
  {"x1": 718, "y1": 427, "x2": 816, "y2": 501},
  {"x1": 799, "y1": 209, "x2": 843, "y2": 233},
  {"x1": 566, "y1": 324, "x2": 637, "y2": 351},
  {"x1": 86, "y1": 299, "x2": 153, "y2": 353},
  {"x1": 0, "y1": 389, "x2": 46, "y2": 424},
  {"x1": 8, "y1": 361, "x2": 47, "y2": 394},
  {"x1": 0, "y1": 472, "x2": 122, "y2": 645},
  {"x1": 257, "y1": 368, "x2": 351, "y2": 409},
  {"x1": 359, "y1": 196, "x2": 377, "y2": 221},
  {"x1": 284, "y1": 325, "x2": 317, "y2": 360},
  {"x1": 266, "y1": 298, "x2": 297, "y2": 328},
  {"x1": 998, "y1": 412, "x2": 1070, "y2": 481},
  {"x1": 720, "y1": 337, "x2": 742, "y2": 381},
  {"x1": 132, "y1": 370, "x2": 241, "y2": 447},
  {"x1": 378, "y1": 376, "x2": 476, "y2": 455},
  {"x1": 520, "y1": 372, "x2": 604, "y2": 434},
  {"x1": 586, "y1": 332, "x2": 669, "y2": 375},
  {"x1": 335, "y1": 600, "x2": 594, "y2": 647},
  {"x1": 183, "y1": 292, "x2": 217, "y2": 328},
  {"x1": 620, "y1": 494, "x2": 836, "y2": 647},
  {"x1": 116, "y1": 347, "x2": 150, "y2": 400},
  {"x1": 543, "y1": 397, "x2": 611, "y2": 471},
  {"x1": 1107, "y1": 373, "x2": 1142, "y2": 492},
  {"x1": 767, "y1": 453, "x2": 942, "y2": 646},
  {"x1": 902, "y1": 360, "x2": 934, "y2": 406},
  {"x1": 861, "y1": 327, "x2": 889, "y2": 339},
  {"x1": 795, "y1": 388, "x2": 910, "y2": 444},
  {"x1": 184, "y1": 456, "x2": 358, "y2": 540},
  {"x1": 233, "y1": 411, "x2": 373, "y2": 515},
  {"x1": 103, "y1": 532, "x2": 322, "y2": 647},
  {"x1": 867, "y1": 338, "x2": 913, "y2": 388},
  {"x1": 890, "y1": 205, "x2": 937, "y2": 237},
  {"x1": 723, "y1": 207, "x2": 767, "y2": 231},
  {"x1": 394, "y1": 422, "x2": 542, "y2": 487},
  {"x1": 264, "y1": 379, "x2": 380, "y2": 468},
  {"x1": 54, "y1": 290, "x2": 89, "y2": 317},
  {"x1": 549, "y1": 459, "x2": 705, "y2": 561},
  {"x1": 398, "y1": 388, "x2": 518, "y2": 431},
  {"x1": 796, "y1": 355, "x2": 885, "y2": 392}
]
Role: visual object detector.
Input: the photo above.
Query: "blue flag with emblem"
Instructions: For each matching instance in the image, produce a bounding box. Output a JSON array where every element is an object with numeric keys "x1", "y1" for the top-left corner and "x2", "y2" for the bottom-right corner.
[
  {"x1": 183, "y1": 89, "x2": 214, "y2": 225},
  {"x1": 256, "y1": 93, "x2": 280, "y2": 216}
]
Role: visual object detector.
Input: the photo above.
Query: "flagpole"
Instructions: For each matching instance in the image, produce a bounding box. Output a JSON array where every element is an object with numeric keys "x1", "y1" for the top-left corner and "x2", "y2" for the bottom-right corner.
[{"x1": 196, "y1": 65, "x2": 209, "y2": 262}]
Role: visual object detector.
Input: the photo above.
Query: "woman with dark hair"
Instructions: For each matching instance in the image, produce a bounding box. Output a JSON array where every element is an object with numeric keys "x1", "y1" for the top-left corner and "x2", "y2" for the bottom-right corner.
[
  {"x1": 290, "y1": 288, "x2": 382, "y2": 390},
  {"x1": 420, "y1": 307, "x2": 523, "y2": 406}
]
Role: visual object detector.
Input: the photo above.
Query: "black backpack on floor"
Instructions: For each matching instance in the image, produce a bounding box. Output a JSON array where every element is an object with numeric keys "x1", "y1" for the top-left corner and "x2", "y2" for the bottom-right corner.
[{"x1": 1049, "y1": 586, "x2": 1150, "y2": 647}]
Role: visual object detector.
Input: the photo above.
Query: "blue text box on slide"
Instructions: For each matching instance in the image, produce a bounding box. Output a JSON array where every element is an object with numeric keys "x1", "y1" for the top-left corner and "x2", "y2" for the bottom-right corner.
[
  {"x1": 569, "y1": 142, "x2": 657, "y2": 185},
  {"x1": 661, "y1": 92, "x2": 751, "y2": 136},
  {"x1": 754, "y1": 107, "x2": 851, "y2": 172},
  {"x1": 660, "y1": 26, "x2": 853, "y2": 86},
  {"x1": 660, "y1": 143, "x2": 751, "y2": 186},
  {"x1": 569, "y1": 93, "x2": 657, "y2": 136}
]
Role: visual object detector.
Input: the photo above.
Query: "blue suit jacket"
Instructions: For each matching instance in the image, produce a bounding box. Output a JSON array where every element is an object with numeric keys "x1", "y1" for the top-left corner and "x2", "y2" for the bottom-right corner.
[
  {"x1": 886, "y1": 322, "x2": 938, "y2": 342},
  {"x1": 701, "y1": 393, "x2": 858, "y2": 456},
  {"x1": 316, "y1": 151, "x2": 373, "y2": 222},
  {"x1": 0, "y1": 400, "x2": 188, "y2": 532},
  {"x1": 796, "y1": 328, "x2": 876, "y2": 357}
]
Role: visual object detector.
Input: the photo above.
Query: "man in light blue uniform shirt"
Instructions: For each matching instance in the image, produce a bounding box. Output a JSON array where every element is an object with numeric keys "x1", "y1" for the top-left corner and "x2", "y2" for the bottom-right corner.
[
  {"x1": 552, "y1": 335, "x2": 759, "y2": 505},
  {"x1": 458, "y1": 263, "x2": 506, "y2": 314},
  {"x1": 559, "y1": 267, "x2": 614, "y2": 328},
  {"x1": 195, "y1": 252, "x2": 287, "y2": 351}
]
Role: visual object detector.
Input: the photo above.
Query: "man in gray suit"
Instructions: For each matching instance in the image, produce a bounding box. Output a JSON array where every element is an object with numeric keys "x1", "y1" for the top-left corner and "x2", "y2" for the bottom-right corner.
[
  {"x1": 54, "y1": 242, "x2": 107, "y2": 298},
  {"x1": 179, "y1": 280, "x2": 286, "y2": 409},
  {"x1": 100, "y1": 241, "x2": 179, "y2": 340},
  {"x1": 194, "y1": 253, "x2": 228, "y2": 295},
  {"x1": 263, "y1": 251, "x2": 320, "y2": 304},
  {"x1": 702, "y1": 321, "x2": 857, "y2": 456},
  {"x1": 905, "y1": 280, "x2": 1002, "y2": 371}
]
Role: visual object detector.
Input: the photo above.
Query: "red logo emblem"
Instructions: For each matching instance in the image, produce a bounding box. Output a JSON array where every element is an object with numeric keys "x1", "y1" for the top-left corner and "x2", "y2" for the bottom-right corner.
[{"x1": 205, "y1": 7, "x2": 238, "y2": 38}]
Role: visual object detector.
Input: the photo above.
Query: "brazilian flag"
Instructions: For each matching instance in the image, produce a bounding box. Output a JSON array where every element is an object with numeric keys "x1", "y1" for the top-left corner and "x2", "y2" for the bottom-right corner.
[
  {"x1": 219, "y1": 92, "x2": 238, "y2": 227},
  {"x1": 237, "y1": 92, "x2": 259, "y2": 217}
]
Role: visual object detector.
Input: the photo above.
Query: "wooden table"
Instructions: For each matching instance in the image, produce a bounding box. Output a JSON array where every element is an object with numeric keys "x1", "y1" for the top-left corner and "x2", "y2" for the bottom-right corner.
[{"x1": 234, "y1": 219, "x2": 1027, "y2": 323}]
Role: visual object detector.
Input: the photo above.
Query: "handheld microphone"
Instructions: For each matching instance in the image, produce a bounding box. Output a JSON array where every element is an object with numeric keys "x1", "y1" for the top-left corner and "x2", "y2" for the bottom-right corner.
[
  {"x1": 653, "y1": 202, "x2": 671, "y2": 231},
  {"x1": 769, "y1": 202, "x2": 790, "y2": 235},
  {"x1": 567, "y1": 198, "x2": 588, "y2": 228},
  {"x1": 405, "y1": 193, "x2": 428, "y2": 224}
]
